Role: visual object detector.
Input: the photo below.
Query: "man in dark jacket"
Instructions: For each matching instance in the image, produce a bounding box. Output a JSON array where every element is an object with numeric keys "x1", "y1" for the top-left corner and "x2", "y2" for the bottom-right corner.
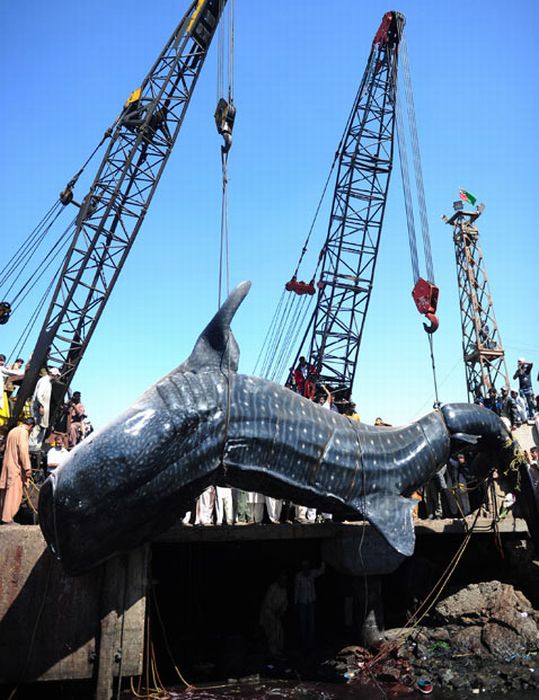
[
  {"x1": 483, "y1": 387, "x2": 502, "y2": 416},
  {"x1": 513, "y1": 358, "x2": 536, "y2": 420}
]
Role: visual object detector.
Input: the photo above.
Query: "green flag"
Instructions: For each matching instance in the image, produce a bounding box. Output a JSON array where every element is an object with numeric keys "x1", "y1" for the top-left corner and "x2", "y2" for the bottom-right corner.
[{"x1": 459, "y1": 189, "x2": 477, "y2": 206}]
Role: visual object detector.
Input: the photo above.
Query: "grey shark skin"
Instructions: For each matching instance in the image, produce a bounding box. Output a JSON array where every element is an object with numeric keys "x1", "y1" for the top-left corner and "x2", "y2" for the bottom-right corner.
[{"x1": 39, "y1": 281, "x2": 516, "y2": 575}]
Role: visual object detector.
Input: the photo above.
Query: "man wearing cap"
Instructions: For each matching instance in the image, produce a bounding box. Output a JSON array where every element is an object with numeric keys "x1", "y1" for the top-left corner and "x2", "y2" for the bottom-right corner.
[
  {"x1": 0, "y1": 417, "x2": 35, "y2": 524},
  {"x1": 30, "y1": 366, "x2": 61, "y2": 450},
  {"x1": 513, "y1": 358, "x2": 536, "y2": 421}
]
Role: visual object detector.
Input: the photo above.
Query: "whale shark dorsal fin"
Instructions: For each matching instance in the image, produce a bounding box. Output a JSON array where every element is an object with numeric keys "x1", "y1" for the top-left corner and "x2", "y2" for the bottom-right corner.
[
  {"x1": 356, "y1": 494, "x2": 417, "y2": 557},
  {"x1": 181, "y1": 281, "x2": 251, "y2": 374}
]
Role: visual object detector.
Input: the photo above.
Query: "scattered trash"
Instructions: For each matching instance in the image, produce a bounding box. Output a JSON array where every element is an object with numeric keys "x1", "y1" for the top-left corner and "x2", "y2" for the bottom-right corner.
[{"x1": 415, "y1": 678, "x2": 433, "y2": 695}]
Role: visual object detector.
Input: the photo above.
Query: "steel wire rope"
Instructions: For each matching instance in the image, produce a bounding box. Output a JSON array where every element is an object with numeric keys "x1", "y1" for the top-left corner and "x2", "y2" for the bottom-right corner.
[
  {"x1": 259, "y1": 295, "x2": 293, "y2": 379},
  {"x1": 1, "y1": 127, "x2": 109, "y2": 293},
  {"x1": 228, "y1": 0, "x2": 235, "y2": 102},
  {"x1": 265, "y1": 293, "x2": 301, "y2": 381},
  {"x1": 272, "y1": 293, "x2": 313, "y2": 384},
  {"x1": 262, "y1": 294, "x2": 298, "y2": 380},
  {"x1": 272, "y1": 295, "x2": 312, "y2": 384},
  {"x1": 0, "y1": 205, "x2": 65, "y2": 299},
  {"x1": 291, "y1": 71, "x2": 372, "y2": 283},
  {"x1": 216, "y1": 0, "x2": 234, "y2": 308},
  {"x1": 259, "y1": 292, "x2": 297, "y2": 378},
  {"x1": 283, "y1": 293, "x2": 315, "y2": 381},
  {"x1": 8, "y1": 217, "x2": 76, "y2": 312},
  {"x1": 252, "y1": 289, "x2": 285, "y2": 375},
  {"x1": 269, "y1": 295, "x2": 307, "y2": 382},
  {"x1": 9, "y1": 274, "x2": 58, "y2": 364},
  {"x1": 256, "y1": 68, "x2": 375, "y2": 384},
  {"x1": 401, "y1": 34, "x2": 434, "y2": 282},
  {"x1": 217, "y1": 151, "x2": 230, "y2": 307},
  {"x1": 0, "y1": 200, "x2": 61, "y2": 288},
  {"x1": 395, "y1": 40, "x2": 441, "y2": 405},
  {"x1": 216, "y1": 0, "x2": 224, "y2": 101},
  {"x1": 395, "y1": 88, "x2": 419, "y2": 283},
  {"x1": 260, "y1": 289, "x2": 297, "y2": 379}
]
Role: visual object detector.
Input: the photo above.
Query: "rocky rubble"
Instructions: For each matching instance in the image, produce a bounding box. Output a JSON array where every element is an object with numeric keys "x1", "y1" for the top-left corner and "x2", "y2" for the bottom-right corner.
[{"x1": 324, "y1": 581, "x2": 538, "y2": 695}]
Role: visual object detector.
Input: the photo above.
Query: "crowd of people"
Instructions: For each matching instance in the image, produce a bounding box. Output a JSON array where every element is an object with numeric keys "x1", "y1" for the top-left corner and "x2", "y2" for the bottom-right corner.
[
  {"x1": 286, "y1": 356, "x2": 360, "y2": 419},
  {"x1": 474, "y1": 358, "x2": 538, "y2": 428},
  {"x1": 0, "y1": 353, "x2": 93, "y2": 524},
  {"x1": 1, "y1": 351, "x2": 537, "y2": 527}
]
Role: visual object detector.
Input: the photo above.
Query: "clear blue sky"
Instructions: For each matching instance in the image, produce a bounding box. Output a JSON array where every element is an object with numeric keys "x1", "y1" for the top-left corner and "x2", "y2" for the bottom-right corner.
[{"x1": 1, "y1": 0, "x2": 537, "y2": 428}]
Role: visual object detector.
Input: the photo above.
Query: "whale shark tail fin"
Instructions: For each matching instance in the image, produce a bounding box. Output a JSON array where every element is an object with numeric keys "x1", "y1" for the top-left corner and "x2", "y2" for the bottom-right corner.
[
  {"x1": 182, "y1": 280, "x2": 251, "y2": 374},
  {"x1": 356, "y1": 494, "x2": 417, "y2": 557}
]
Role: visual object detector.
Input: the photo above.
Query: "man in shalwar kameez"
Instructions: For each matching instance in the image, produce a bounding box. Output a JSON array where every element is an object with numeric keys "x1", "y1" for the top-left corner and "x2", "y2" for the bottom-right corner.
[
  {"x1": 30, "y1": 367, "x2": 61, "y2": 450},
  {"x1": 0, "y1": 418, "x2": 35, "y2": 524}
]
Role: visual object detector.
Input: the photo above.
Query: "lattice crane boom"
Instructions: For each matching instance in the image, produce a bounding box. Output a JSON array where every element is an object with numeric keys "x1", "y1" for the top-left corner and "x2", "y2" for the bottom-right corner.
[
  {"x1": 12, "y1": 0, "x2": 227, "y2": 423},
  {"x1": 290, "y1": 11, "x2": 404, "y2": 399}
]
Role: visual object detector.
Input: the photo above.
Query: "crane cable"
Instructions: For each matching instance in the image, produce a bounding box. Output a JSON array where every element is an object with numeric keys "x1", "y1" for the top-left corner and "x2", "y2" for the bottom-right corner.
[
  {"x1": 253, "y1": 85, "x2": 361, "y2": 381},
  {"x1": 0, "y1": 201, "x2": 62, "y2": 289},
  {"x1": 6, "y1": 222, "x2": 76, "y2": 365},
  {"x1": 216, "y1": 0, "x2": 235, "y2": 308},
  {"x1": 396, "y1": 30, "x2": 440, "y2": 406},
  {"x1": 0, "y1": 128, "x2": 109, "y2": 332}
]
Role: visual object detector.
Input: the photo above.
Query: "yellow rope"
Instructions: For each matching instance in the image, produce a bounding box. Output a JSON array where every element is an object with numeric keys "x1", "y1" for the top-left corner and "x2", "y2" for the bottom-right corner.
[
  {"x1": 22, "y1": 476, "x2": 39, "y2": 515},
  {"x1": 365, "y1": 505, "x2": 489, "y2": 672}
]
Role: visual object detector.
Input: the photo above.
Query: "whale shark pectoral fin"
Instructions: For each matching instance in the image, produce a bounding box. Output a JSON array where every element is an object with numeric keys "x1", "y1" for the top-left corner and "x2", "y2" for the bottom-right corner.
[
  {"x1": 182, "y1": 281, "x2": 251, "y2": 374},
  {"x1": 356, "y1": 494, "x2": 417, "y2": 557}
]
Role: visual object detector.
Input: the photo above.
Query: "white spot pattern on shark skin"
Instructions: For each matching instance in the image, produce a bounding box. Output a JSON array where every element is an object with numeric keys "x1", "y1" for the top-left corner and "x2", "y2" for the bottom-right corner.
[{"x1": 125, "y1": 409, "x2": 156, "y2": 436}]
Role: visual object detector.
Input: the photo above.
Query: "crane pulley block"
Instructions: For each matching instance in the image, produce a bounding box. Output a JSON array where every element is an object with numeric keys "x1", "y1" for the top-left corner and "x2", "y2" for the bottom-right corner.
[
  {"x1": 412, "y1": 278, "x2": 439, "y2": 334},
  {"x1": 215, "y1": 98, "x2": 236, "y2": 152},
  {"x1": 285, "y1": 276, "x2": 316, "y2": 296}
]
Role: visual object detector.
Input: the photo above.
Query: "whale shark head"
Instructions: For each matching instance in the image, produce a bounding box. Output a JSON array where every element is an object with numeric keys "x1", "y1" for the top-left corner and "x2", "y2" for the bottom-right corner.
[{"x1": 38, "y1": 281, "x2": 252, "y2": 574}]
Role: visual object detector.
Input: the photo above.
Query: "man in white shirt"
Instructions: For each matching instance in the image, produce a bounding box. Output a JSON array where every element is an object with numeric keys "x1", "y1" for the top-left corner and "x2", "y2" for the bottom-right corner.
[
  {"x1": 0, "y1": 354, "x2": 25, "y2": 388},
  {"x1": 215, "y1": 485, "x2": 234, "y2": 525},
  {"x1": 30, "y1": 367, "x2": 61, "y2": 450},
  {"x1": 46, "y1": 433, "x2": 69, "y2": 474}
]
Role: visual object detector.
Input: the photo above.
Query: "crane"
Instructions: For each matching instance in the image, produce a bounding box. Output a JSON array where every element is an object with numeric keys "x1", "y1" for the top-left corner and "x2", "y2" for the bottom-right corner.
[
  {"x1": 442, "y1": 199, "x2": 510, "y2": 400},
  {"x1": 257, "y1": 10, "x2": 438, "y2": 406},
  {"x1": 7, "y1": 0, "x2": 229, "y2": 428}
]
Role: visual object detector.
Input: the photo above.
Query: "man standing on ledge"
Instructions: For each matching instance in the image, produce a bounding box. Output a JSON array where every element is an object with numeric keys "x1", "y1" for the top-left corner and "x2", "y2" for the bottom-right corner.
[
  {"x1": 513, "y1": 358, "x2": 536, "y2": 421},
  {"x1": 0, "y1": 417, "x2": 35, "y2": 524}
]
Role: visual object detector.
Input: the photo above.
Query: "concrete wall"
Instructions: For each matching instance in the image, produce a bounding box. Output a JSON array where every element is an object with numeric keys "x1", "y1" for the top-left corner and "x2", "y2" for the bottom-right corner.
[{"x1": 0, "y1": 526, "x2": 147, "y2": 684}]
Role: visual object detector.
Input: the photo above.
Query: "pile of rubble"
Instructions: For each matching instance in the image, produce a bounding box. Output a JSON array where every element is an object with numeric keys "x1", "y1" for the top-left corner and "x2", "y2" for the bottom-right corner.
[{"x1": 325, "y1": 581, "x2": 538, "y2": 695}]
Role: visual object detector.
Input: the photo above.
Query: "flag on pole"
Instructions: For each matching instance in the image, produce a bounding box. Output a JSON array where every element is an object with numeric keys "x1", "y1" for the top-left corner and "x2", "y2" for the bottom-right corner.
[{"x1": 459, "y1": 189, "x2": 477, "y2": 206}]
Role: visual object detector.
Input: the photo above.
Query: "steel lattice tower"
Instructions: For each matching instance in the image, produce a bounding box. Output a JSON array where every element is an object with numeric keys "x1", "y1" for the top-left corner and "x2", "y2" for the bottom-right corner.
[{"x1": 443, "y1": 203, "x2": 509, "y2": 400}]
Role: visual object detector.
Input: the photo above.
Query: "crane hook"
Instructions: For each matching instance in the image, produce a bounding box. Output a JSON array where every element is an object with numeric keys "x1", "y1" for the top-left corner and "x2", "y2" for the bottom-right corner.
[{"x1": 422, "y1": 312, "x2": 439, "y2": 334}]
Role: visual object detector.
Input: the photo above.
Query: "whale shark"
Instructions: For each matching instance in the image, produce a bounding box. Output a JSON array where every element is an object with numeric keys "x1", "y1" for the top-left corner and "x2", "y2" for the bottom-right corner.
[{"x1": 38, "y1": 281, "x2": 522, "y2": 575}]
